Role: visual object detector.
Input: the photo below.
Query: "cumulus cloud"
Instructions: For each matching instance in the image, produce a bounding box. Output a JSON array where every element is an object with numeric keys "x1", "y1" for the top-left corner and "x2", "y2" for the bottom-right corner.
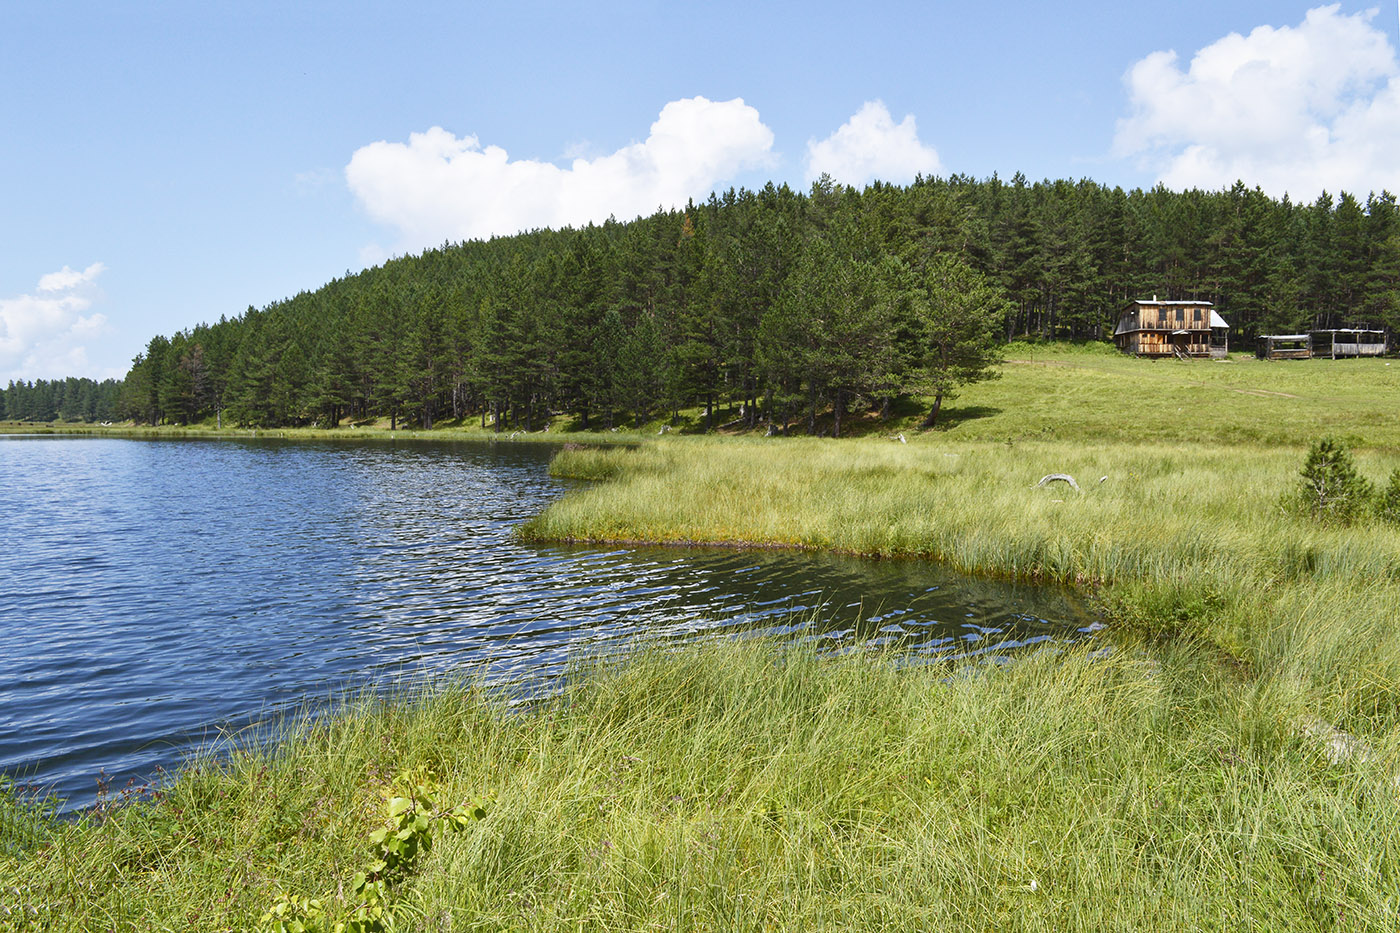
[
  {"x1": 345, "y1": 96, "x2": 775, "y2": 250},
  {"x1": 1114, "y1": 4, "x2": 1400, "y2": 197},
  {"x1": 0, "y1": 263, "x2": 112, "y2": 383},
  {"x1": 804, "y1": 100, "x2": 942, "y2": 187},
  {"x1": 37, "y1": 263, "x2": 103, "y2": 293}
]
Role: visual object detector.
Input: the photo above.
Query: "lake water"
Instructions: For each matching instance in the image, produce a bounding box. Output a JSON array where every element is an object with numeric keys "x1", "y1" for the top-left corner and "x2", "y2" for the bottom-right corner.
[{"x1": 0, "y1": 435, "x2": 1096, "y2": 807}]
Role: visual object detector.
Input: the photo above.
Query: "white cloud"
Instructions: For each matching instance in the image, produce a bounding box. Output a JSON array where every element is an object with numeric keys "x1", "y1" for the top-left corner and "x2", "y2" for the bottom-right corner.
[
  {"x1": 345, "y1": 96, "x2": 776, "y2": 250},
  {"x1": 37, "y1": 262, "x2": 104, "y2": 293},
  {"x1": 804, "y1": 100, "x2": 942, "y2": 187},
  {"x1": 1114, "y1": 4, "x2": 1400, "y2": 197},
  {"x1": 0, "y1": 263, "x2": 113, "y2": 383}
]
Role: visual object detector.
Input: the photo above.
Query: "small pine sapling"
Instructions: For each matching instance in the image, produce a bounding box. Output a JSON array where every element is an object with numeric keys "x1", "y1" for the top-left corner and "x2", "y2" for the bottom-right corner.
[
  {"x1": 1293, "y1": 437, "x2": 1374, "y2": 525},
  {"x1": 1377, "y1": 468, "x2": 1400, "y2": 524}
]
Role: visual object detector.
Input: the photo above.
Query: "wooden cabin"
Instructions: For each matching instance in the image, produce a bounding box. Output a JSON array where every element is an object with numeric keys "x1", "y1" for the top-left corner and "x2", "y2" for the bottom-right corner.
[
  {"x1": 1257, "y1": 334, "x2": 1312, "y2": 360},
  {"x1": 1310, "y1": 328, "x2": 1387, "y2": 358},
  {"x1": 1113, "y1": 297, "x2": 1229, "y2": 358}
]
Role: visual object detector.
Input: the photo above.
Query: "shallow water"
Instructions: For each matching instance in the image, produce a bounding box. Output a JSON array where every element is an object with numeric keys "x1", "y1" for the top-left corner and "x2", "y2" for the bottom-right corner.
[{"x1": 0, "y1": 435, "x2": 1096, "y2": 806}]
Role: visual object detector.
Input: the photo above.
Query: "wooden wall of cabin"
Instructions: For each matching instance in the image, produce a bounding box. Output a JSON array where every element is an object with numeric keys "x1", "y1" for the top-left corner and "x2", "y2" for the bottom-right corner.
[
  {"x1": 1125, "y1": 332, "x2": 1169, "y2": 354},
  {"x1": 1136, "y1": 305, "x2": 1211, "y2": 329},
  {"x1": 1119, "y1": 330, "x2": 1216, "y2": 355}
]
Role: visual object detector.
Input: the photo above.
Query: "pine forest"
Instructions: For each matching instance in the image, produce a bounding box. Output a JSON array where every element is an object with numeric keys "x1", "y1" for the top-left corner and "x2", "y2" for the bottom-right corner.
[{"x1": 10, "y1": 173, "x2": 1400, "y2": 433}]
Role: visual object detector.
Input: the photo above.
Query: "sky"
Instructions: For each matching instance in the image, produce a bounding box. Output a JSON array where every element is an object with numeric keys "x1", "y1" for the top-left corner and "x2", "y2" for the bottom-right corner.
[{"x1": 3, "y1": 1, "x2": 1399, "y2": 384}]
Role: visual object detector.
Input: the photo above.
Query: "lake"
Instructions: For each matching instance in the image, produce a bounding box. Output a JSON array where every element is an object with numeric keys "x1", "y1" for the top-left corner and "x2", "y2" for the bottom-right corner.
[{"x1": 0, "y1": 435, "x2": 1096, "y2": 807}]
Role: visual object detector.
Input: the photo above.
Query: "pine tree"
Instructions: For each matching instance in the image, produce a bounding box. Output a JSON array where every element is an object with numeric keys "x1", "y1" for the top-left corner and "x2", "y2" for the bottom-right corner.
[
  {"x1": 1293, "y1": 437, "x2": 1373, "y2": 525},
  {"x1": 909, "y1": 252, "x2": 1008, "y2": 427}
]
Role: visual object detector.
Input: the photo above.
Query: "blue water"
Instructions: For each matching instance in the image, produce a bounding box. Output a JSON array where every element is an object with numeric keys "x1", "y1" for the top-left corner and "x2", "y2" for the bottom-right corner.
[{"x1": 0, "y1": 435, "x2": 1096, "y2": 807}]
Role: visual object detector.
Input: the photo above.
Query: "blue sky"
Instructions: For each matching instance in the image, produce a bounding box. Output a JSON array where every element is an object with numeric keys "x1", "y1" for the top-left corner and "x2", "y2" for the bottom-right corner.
[{"x1": 3, "y1": 1, "x2": 1399, "y2": 383}]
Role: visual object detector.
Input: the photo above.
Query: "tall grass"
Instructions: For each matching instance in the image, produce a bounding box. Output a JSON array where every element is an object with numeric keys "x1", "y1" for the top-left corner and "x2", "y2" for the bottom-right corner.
[
  {"x1": 525, "y1": 435, "x2": 1400, "y2": 587},
  {"x1": 524, "y1": 432, "x2": 1400, "y2": 736},
  {"x1": 8, "y1": 640, "x2": 1400, "y2": 931}
]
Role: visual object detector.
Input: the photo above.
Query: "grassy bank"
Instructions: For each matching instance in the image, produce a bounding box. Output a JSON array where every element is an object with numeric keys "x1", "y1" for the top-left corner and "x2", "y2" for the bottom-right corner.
[
  {"x1": 0, "y1": 419, "x2": 642, "y2": 446},
  {"x1": 527, "y1": 435, "x2": 1400, "y2": 728},
  {"x1": 7, "y1": 640, "x2": 1399, "y2": 931}
]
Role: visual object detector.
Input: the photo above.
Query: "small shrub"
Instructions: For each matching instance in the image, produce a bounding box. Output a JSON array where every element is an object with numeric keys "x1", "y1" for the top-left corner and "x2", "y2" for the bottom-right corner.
[
  {"x1": 257, "y1": 767, "x2": 489, "y2": 933},
  {"x1": 1377, "y1": 468, "x2": 1400, "y2": 524},
  {"x1": 1292, "y1": 436, "x2": 1374, "y2": 525}
]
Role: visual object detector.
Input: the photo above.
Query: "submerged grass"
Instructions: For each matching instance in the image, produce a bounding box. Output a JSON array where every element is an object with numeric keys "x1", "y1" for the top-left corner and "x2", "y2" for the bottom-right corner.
[{"x1": 8, "y1": 640, "x2": 1400, "y2": 931}]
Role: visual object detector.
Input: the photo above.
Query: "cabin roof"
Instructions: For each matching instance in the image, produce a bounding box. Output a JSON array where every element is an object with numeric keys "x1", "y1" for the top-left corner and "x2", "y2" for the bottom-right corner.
[
  {"x1": 1129, "y1": 299, "x2": 1214, "y2": 307},
  {"x1": 1262, "y1": 334, "x2": 1311, "y2": 341}
]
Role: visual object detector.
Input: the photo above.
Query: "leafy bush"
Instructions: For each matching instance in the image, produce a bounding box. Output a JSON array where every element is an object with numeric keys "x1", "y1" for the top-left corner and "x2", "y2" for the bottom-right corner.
[
  {"x1": 1291, "y1": 436, "x2": 1374, "y2": 525},
  {"x1": 258, "y1": 767, "x2": 489, "y2": 933}
]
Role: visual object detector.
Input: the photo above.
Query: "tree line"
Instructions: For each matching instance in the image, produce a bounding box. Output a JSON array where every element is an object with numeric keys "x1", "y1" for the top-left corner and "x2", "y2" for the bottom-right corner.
[
  {"x1": 93, "y1": 173, "x2": 1400, "y2": 432},
  {"x1": 1, "y1": 377, "x2": 123, "y2": 423}
]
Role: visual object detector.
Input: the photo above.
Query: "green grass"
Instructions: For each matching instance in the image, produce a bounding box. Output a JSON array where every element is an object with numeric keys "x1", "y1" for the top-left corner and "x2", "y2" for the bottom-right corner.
[
  {"x1": 523, "y1": 433, "x2": 1400, "y2": 727},
  {"x1": 948, "y1": 345, "x2": 1400, "y2": 448},
  {"x1": 8, "y1": 641, "x2": 1400, "y2": 932}
]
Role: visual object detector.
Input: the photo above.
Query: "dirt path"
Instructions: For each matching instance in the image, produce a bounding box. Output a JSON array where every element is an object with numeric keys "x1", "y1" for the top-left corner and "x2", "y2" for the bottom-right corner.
[{"x1": 1228, "y1": 387, "x2": 1300, "y2": 398}]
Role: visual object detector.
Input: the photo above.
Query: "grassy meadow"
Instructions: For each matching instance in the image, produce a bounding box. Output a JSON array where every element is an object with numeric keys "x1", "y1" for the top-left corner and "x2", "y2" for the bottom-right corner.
[
  {"x1": 9, "y1": 643, "x2": 1400, "y2": 931},
  {"x1": 8, "y1": 344, "x2": 1400, "y2": 930},
  {"x1": 957, "y1": 344, "x2": 1400, "y2": 448}
]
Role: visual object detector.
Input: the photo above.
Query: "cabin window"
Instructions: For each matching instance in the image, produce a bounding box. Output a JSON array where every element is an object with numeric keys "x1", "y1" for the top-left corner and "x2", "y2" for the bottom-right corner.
[
  {"x1": 1193, "y1": 308, "x2": 1203, "y2": 323},
  {"x1": 1176, "y1": 308, "x2": 1185, "y2": 323}
]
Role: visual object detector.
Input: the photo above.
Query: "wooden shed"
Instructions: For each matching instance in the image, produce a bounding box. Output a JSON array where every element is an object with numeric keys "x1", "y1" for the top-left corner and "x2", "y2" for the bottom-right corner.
[
  {"x1": 1257, "y1": 334, "x2": 1312, "y2": 360},
  {"x1": 1114, "y1": 297, "x2": 1229, "y2": 358},
  {"x1": 1310, "y1": 328, "x2": 1388, "y2": 358}
]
